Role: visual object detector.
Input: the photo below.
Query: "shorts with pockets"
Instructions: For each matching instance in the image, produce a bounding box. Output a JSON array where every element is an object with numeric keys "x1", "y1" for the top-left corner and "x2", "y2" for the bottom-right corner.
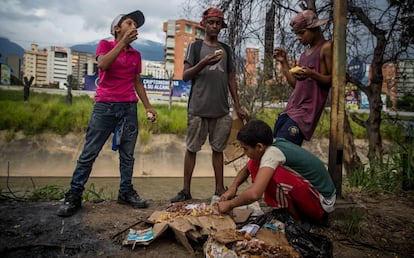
[{"x1": 186, "y1": 113, "x2": 232, "y2": 152}]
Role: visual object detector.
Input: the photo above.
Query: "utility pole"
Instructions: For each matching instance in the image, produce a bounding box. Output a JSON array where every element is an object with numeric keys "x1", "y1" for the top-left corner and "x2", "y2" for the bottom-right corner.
[
  {"x1": 329, "y1": 0, "x2": 347, "y2": 197},
  {"x1": 166, "y1": 69, "x2": 174, "y2": 110}
]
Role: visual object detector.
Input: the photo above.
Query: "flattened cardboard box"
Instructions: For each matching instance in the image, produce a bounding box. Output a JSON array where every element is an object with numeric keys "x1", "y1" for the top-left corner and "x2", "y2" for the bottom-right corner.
[
  {"x1": 140, "y1": 210, "x2": 237, "y2": 253},
  {"x1": 224, "y1": 115, "x2": 246, "y2": 165}
]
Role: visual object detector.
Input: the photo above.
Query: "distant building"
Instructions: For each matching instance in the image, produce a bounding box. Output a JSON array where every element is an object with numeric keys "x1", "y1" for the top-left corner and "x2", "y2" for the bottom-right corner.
[
  {"x1": 245, "y1": 48, "x2": 260, "y2": 86},
  {"x1": 142, "y1": 60, "x2": 166, "y2": 79},
  {"x1": 46, "y1": 46, "x2": 72, "y2": 88},
  {"x1": 163, "y1": 19, "x2": 205, "y2": 80},
  {"x1": 6, "y1": 54, "x2": 21, "y2": 80},
  {"x1": 72, "y1": 50, "x2": 96, "y2": 88},
  {"x1": 22, "y1": 44, "x2": 48, "y2": 86},
  {"x1": 382, "y1": 62, "x2": 398, "y2": 110},
  {"x1": 396, "y1": 59, "x2": 414, "y2": 97}
]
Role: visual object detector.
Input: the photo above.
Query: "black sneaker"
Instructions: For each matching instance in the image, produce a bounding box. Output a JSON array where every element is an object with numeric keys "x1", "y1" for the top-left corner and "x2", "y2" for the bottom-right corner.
[
  {"x1": 170, "y1": 190, "x2": 192, "y2": 203},
  {"x1": 117, "y1": 190, "x2": 148, "y2": 208},
  {"x1": 57, "y1": 192, "x2": 82, "y2": 217}
]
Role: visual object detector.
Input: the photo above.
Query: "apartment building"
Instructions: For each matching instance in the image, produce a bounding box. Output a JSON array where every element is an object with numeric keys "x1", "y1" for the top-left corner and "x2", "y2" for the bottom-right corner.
[
  {"x1": 245, "y1": 48, "x2": 260, "y2": 86},
  {"x1": 46, "y1": 46, "x2": 72, "y2": 88},
  {"x1": 22, "y1": 44, "x2": 48, "y2": 86},
  {"x1": 72, "y1": 51, "x2": 96, "y2": 88},
  {"x1": 163, "y1": 19, "x2": 205, "y2": 80},
  {"x1": 6, "y1": 54, "x2": 21, "y2": 79},
  {"x1": 396, "y1": 59, "x2": 414, "y2": 96}
]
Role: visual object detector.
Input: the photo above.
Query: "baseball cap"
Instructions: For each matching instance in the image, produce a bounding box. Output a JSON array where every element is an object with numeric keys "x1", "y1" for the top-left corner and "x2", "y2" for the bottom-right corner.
[
  {"x1": 290, "y1": 10, "x2": 328, "y2": 33},
  {"x1": 110, "y1": 10, "x2": 145, "y2": 35},
  {"x1": 201, "y1": 7, "x2": 228, "y2": 28}
]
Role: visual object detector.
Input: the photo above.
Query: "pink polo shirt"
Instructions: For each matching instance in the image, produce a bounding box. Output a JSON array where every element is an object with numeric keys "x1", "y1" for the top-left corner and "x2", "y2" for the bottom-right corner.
[{"x1": 95, "y1": 39, "x2": 141, "y2": 102}]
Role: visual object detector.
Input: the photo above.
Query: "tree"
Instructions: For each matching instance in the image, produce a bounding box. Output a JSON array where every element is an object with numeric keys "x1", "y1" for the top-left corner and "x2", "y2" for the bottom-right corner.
[
  {"x1": 346, "y1": 0, "x2": 413, "y2": 164},
  {"x1": 185, "y1": 0, "x2": 413, "y2": 167}
]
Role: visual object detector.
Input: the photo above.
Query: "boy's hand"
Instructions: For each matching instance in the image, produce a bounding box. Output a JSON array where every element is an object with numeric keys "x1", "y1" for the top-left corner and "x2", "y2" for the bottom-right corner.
[
  {"x1": 293, "y1": 66, "x2": 313, "y2": 81},
  {"x1": 235, "y1": 107, "x2": 248, "y2": 121},
  {"x1": 121, "y1": 29, "x2": 138, "y2": 45},
  {"x1": 219, "y1": 186, "x2": 237, "y2": 201},
  {"x1": 146, "y1": 108, "x2": 157, "y2": 123},
  {"x1": 273, "y1": 48, "x2": 287, "y2": 63},
  {"x1": 202, "y1": 53, "x2": 222, "y2": 66},
  {"x1": 217, "y1": 200, "x2": 232, "y2": 214}
]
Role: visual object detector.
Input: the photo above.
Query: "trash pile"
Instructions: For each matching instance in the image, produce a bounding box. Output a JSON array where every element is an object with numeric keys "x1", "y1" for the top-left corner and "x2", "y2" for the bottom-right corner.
[{"x1": 122, "y1": 201, "x2": 333, "y2": 258}]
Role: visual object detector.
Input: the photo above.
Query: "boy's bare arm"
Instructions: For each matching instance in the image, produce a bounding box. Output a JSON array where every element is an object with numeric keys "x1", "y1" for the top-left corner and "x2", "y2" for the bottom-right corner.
[
  {"x1": 310, "y1": 41, "x2": 332, "y2": 86},
  {"x1": 134, "y1": 74, "x2": 157, "y2": 122}
]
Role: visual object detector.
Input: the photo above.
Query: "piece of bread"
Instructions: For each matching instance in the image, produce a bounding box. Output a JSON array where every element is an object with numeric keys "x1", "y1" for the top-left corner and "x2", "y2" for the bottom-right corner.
[
  {"x1": 215, "y1": 49, "x2": 224, "y2": 55},
  {"x1": 289, "y1": 66, "x2": 304, "y2": 74}
]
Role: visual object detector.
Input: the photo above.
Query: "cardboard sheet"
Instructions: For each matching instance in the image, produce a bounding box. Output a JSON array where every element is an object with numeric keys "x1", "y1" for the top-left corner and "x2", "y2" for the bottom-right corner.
[
  {"x1": 147, "y1": 210, "x2": 236, "y2": 253},
  {"x1": 224, "y1": 115, "x2": 246, "y2": 164}
]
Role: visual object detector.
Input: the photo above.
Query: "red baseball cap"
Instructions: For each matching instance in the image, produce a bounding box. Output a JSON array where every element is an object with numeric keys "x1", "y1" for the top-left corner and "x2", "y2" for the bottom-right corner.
[
  {"x1": 201, "y1": 7, "x2": 228, "y2": 28},
  {"x1": 290, "y1": 10, "x2": 328, "y2": 33}
]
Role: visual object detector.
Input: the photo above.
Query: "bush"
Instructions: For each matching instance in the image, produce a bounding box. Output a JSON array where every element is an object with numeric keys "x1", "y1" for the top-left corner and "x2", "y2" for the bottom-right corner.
[{"x1": 345, "y1": 140, "x2": 414, "y2": 193}]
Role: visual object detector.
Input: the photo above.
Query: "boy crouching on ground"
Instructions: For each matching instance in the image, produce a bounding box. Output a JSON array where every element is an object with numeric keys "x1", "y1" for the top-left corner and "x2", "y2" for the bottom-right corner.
[{"x1": 217, "y1": 119, "x2": 336, "y2": 225}]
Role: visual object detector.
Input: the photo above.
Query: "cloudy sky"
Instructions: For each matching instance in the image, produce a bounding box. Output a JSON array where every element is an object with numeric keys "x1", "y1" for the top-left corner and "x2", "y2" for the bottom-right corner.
[{"x1": 0, "y1": 0, "x2": 202, "y2": 49}]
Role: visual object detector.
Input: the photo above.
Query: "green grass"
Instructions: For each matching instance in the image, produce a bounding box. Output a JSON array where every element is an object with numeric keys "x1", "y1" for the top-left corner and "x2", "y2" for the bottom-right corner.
[
  {"x1": 26, "y1": 184, "x2": 66, "y2": 201},
  {"x1": 344, "y1": 140, "x2": 414, "y2": 194},
  {"x1": 0, "y1": 89, "x2": 92, "y2": 135},
  {"x1": 0, "y1": 89, "x2": 188, "y2": 137},
  {"x1": 0, "y1": 88, "x2": 404, "y2": 141},
  {"x1": 346, "y1": 209, "x2": 364, "y2": 236}
]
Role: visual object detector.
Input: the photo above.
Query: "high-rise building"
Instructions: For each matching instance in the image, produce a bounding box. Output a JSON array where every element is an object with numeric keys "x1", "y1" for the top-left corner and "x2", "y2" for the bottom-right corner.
[
  {"x1": 72, "y1": 50, "x2": 96, "y2": 88},
  {"x1": 6, "y1": 54, "x2": 21, "y2": 80},
  {"x1": 47, "y1": 46, "x2": 72, "y2": 88},
  {"x1": 396, "y1": 60, "x2": 414, "y2": 97},
  {"x1": 22, "y1": 44, "x2": 48, "y2": 86},
  {"x1": 163, "y1": 19, "x2": 205, "y2": 80},
  {"x1": 245, "y1": 48, "x2": 260, "y2": 86}
]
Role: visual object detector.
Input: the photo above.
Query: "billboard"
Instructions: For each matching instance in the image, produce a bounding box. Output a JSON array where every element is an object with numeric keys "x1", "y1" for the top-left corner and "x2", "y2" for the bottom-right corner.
[
  {"x1": 84, "y1": 74, "x2": 99, "y2": 91},
  {"x1": 347, "y1": 57, "x2": 366, "y2": 81},
  {"x1": 1, "y1": 64, "x2": 11, "y2": 85},
  {"x1": 141, "y1": 78, "x2": 191, "y2": 98},
  {"x1": 345, "y1": 84, "x2": 359, "y2": 110},
  {"x1": 83, "y1": 76, "x2": 191, "y2": 98}
]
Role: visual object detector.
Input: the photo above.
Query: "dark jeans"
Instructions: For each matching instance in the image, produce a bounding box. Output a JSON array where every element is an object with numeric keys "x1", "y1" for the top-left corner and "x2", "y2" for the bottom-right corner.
[
  {"x1": 69, "y1": 102, "x2": 138, "y2": 195},
  {"x1": 273, "y1": 113, "x2": 304, "y2": 146}
]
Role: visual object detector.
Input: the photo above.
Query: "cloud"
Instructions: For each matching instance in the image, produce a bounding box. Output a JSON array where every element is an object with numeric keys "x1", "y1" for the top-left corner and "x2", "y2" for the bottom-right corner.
[{"x1": 0, "y1": 0, "x2": 193, "y2": 49}]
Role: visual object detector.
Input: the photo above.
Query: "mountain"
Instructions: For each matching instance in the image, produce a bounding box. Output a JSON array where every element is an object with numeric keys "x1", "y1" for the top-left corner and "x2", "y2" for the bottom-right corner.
[
  {"x1": 0, "y1": 37, "x2": 24, "y2": 63},
  {"x1": 70, "y1": 39, "x2": 165, "y2": 62},
  {"x1": 0, "y1": 37, "x2": 165, "y2": 62}
]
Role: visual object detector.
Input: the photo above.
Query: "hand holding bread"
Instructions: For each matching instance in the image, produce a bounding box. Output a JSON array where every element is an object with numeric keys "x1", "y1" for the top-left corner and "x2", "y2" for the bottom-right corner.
[
  {"x1": 289, "y1": 66, "x2": 305, "y2": 74},
  {"x1": 215, "y1": 49, "x2": 224, "y2": 56}
]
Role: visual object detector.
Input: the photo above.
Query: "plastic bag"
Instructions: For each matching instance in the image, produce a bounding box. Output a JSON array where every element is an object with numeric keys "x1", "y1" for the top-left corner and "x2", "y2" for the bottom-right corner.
[
  {"x1": 285, "y1": 223, "x2": 333, "y2": 258},
  {"x1": 253, "y1": 210, "x2": 333, "y2": 258}
]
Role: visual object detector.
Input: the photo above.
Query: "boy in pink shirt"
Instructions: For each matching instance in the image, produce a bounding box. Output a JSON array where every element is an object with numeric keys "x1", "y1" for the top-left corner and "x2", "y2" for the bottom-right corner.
[{"x1": 57, "y1": 10, "x2": 157, "y2": 217}]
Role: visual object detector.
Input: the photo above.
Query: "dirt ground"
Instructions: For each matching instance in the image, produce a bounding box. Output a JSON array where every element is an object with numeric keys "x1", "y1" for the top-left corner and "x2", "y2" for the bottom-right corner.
[
  {"x1": 0, "y1": 192, "x2": 413, "y2": 258},
  {"x1": 0, "y1": 133, "x2": 414, "y2": 257}
]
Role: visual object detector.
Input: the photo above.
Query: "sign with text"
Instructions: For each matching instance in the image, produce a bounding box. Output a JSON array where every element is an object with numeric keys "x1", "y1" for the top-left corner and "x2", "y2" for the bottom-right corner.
[
  {"x1": 142, "y1": 78, "x2": 191, "y2": 97},
  {"x1": 83, "y1": 76, "x2": 191, "y2": 98},
  {"x1": 348, "y1": 57, "x2": 366, "y2": 81}
]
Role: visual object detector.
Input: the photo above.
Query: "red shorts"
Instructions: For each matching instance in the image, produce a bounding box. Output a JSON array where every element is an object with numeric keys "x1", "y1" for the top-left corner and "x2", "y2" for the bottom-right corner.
[{"x1": 263, "y1": 166, "x2": 325, "y2": 222}]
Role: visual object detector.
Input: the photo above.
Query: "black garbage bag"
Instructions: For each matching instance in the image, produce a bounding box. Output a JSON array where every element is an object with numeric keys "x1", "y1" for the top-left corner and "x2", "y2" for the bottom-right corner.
[
  {"x1": 267, "y1": 209, "x2": 333, "y2": 258},
  {"x1": 285, "y1": 222, "x2": 333, "y2": 258}
]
